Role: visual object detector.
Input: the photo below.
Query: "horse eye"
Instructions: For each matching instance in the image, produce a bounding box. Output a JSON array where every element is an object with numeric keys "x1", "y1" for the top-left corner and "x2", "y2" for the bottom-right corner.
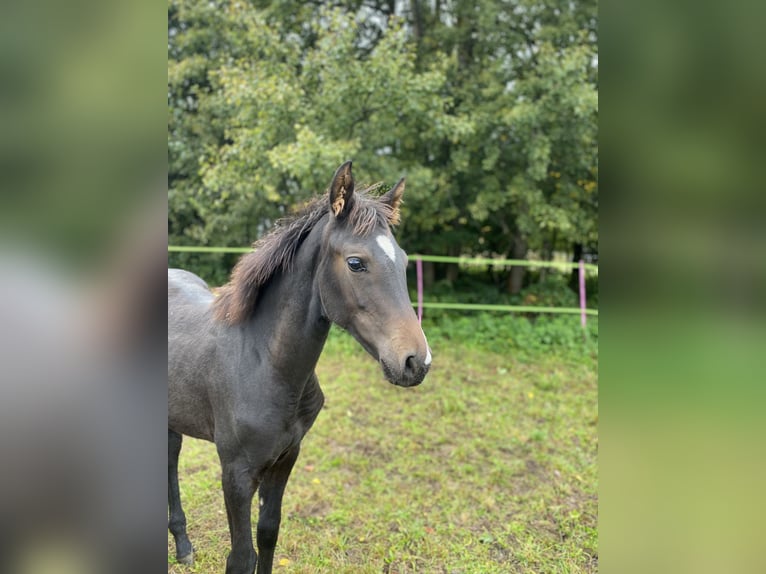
[{"x1": 346, "y1": 257, "x2": 366, "y2": 272}]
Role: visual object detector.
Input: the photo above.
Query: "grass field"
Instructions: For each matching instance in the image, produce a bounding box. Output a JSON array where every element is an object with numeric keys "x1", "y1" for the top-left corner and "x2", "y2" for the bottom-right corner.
[{"x1": 168, "y1": 325, "x2": 598, "y2": 573}]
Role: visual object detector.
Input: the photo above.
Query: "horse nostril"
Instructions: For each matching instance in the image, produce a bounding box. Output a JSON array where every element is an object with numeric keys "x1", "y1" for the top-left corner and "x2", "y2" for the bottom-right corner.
[{"x1": 405, "y1": 355, "x2": 417, "y2": 373}]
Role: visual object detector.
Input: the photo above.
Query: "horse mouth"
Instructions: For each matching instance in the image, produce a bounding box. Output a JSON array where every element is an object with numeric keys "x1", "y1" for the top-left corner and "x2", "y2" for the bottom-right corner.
[{"x1": 380, "y1": 359, "x2": 428, "y2": 388}]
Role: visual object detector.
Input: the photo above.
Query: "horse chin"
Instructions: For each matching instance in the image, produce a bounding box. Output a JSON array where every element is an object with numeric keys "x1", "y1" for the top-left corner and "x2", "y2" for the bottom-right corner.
[{"x1": 380, "y1": 359, "x2": 427, "y2": 388}]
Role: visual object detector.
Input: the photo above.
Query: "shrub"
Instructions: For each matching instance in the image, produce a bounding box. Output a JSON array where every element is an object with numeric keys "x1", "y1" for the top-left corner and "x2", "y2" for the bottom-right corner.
[{"x1": 422, "y1": 311, "x2": 597, "y2": 361}]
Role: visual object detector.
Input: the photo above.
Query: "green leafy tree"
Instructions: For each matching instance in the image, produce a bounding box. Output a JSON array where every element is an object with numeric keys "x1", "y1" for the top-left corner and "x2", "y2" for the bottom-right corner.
[
  {"x1": 400, "y1": 0, "x2": 598, "y2": 291},
  {"x1": 168, "y1": 0, "x2": 598, "y2": 292},
  {"x1": 168, "y1": 0, "x2": 259, "y2": 279}
]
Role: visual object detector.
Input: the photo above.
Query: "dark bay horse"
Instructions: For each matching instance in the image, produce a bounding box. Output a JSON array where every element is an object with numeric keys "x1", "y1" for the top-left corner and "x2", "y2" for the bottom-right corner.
[{"x1": 168, "y1": 161, "x2": 431, "y2": 574}]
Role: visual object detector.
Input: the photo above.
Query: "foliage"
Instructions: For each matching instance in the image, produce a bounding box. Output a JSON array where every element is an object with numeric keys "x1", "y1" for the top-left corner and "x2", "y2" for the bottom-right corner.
[
  {"x1": 415, "y1": 268, "x2": 597, "y2": 308},
  {"x1": 423, "y1": 311, "x2": 597, "y2": 361},
  {"x1": 168, "y1": 0, "x2": 598, "y2": 289},
  {"x1": 402, "y1": 268, "x2": 598, "y2": 360}
]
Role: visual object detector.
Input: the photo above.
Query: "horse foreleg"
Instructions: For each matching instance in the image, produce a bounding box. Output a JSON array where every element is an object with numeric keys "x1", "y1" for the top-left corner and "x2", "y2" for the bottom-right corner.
[
  {"x1": 221, "y1": 457, "x2": 258, "y2": 574},
  {"x1": 168, "y1": 430, "x2": 194, "y2": 565},
  {"x1": 256, "y1": 446, "x2": 300, "y2": 574}
]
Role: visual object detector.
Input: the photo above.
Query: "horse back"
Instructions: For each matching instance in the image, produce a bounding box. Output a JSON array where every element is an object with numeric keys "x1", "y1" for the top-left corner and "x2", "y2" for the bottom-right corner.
[
  {"x1": 169, "y1": 268, "x2": 214, "y2": 302},
  {"x1": 168, "y1": 269, "x2": 218, "y2": 440}
]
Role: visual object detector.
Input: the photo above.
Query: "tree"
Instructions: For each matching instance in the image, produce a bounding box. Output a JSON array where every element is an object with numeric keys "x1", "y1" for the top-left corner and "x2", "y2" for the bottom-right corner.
[
  {"x1": 168, "y1": 0, "x2": 260, "y2": 280},
  {"x1": 168, "y1": 0, "x2": 598, "y2": 292},
  {"x1": 399, "y1": 0, "x2": 598, "y2": 291}
]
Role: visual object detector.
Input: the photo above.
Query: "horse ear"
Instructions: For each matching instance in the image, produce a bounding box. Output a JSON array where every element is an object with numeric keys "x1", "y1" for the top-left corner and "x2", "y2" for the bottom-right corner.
[
  {"x1": 329, "y1": 161, "x2": 355, "y2": 218},
  {"x1": 380, "y1": 178, "x2": 405, "y2": 224}
]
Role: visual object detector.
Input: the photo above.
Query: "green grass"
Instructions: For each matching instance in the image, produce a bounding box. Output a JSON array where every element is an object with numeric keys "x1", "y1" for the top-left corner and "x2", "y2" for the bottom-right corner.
[{"x1": 168, "y1": 326, "x2": 598, "y2": 573}]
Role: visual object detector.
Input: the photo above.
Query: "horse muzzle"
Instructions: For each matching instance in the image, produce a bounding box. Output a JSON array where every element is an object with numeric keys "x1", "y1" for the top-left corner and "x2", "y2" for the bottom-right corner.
[{"x1": 380, "y1": 349, "x2": 431, "y2": 387}]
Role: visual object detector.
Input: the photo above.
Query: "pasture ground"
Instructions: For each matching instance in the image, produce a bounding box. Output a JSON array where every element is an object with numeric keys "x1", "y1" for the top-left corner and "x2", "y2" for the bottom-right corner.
[{"x1": 168, "y1": 325, "x2": 598, "y2": 573}]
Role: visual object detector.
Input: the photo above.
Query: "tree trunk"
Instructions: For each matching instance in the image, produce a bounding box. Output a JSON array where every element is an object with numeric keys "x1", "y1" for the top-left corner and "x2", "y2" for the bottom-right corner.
[
  {"x1": 411, "y1": 0, "x2": 424, "y2": 44},
  {"x1": 569, "y1": 243, "x2": 583, "y2": 292},
  {"x1": 539, "y1": 235, "x2": 553, "y2": 282},
  {"x1": 446, "y1": 244, "x2": 459, "y2": 283},
  {"x1": 423, "y1": 260, "x2": 435, "y2": 289},
  {"x1": 456, "y1": 1, "x2": 476, "y2": 71},
  {"x1": 508, "y1": 233, "x2": 527, "y2": 294}
]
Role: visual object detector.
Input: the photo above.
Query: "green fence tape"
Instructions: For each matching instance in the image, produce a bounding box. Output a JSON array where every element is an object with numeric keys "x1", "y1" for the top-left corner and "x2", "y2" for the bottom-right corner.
[
  {"x1": 414, "y1": 302, "x2": 598, "y2": 316},
  {"x1": 168, "y1": 246, "x2": 598, "y2": 272},
  {"x1": 168, "y1": 246, "x2": 252, "y2": 254},
  {"x1": 168, "y1": 245, "x2": 598, "y2": 316},
  {"x1": 410, "y1": 254, "x2": 598, "y2": 272}
]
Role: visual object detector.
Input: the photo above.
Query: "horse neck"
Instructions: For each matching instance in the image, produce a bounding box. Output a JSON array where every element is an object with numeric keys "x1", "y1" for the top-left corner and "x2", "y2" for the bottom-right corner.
[{"x1": 245, "y1": 217, "x2": 331, "y2": 382}]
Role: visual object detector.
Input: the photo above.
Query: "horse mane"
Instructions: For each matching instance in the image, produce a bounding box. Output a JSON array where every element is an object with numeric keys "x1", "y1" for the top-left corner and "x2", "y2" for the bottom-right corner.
[{"x1": 213, "y1": 184, "x2": 395, "y2": 325}]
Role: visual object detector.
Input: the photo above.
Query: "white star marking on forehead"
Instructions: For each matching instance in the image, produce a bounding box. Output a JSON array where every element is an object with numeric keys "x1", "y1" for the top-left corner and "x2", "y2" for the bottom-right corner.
[{"x1": 375, "y1": 234, "x2": 396, "y2": 262}]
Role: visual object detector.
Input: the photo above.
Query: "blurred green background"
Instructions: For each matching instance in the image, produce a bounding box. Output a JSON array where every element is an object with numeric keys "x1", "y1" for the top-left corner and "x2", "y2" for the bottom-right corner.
[
  {"x1": 3, "y1": 0, "x2": 766, "y2": 572},
  {"x1": 601, "y1": 1, "x2": 766, "y2": 573}
]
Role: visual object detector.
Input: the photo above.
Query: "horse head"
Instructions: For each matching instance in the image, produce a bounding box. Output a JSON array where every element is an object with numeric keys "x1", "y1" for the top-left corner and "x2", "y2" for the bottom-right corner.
[{"x1": 317, "y1": 161, "x2": 431, "y2": 387}]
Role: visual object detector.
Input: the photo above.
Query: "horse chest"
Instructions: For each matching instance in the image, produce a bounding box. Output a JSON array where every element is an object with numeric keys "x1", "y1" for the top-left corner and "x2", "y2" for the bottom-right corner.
[
  {"x1": 283, "y1": 376, "x2": 325, "y2": 446},
  {"x1": 281, "y1": 381, "x2": 325, "y2": 442},
  {"x1": 229, "y1": 374, "x2": 324, "y2": 459}
]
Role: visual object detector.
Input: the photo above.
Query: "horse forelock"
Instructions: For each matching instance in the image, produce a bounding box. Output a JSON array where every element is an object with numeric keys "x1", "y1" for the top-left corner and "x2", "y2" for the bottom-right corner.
[
  {"x1": 345, "y1": 189, "x2": 396, "y2": 237},
  {"x1": 212, "y1": 185, "x2": 394, "y2": 325}
]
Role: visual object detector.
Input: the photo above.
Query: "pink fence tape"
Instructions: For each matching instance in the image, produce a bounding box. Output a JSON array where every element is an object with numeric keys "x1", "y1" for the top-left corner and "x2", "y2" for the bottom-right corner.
[
  {"x1": 579, "y1": 259, "x2": 586, "y2": 329},
  {"x1": 416, "y1": 257, "x2": 423, "y2": 323}
]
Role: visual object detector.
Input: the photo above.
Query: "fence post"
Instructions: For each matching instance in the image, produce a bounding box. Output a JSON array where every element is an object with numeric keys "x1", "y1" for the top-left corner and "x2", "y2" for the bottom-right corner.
[
  {"x1": 416, "y1": 257, "x2": 423, "y2": 323},
  {"x1": 579, "y1": 259, "x2": 586, "y2": 329}
]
